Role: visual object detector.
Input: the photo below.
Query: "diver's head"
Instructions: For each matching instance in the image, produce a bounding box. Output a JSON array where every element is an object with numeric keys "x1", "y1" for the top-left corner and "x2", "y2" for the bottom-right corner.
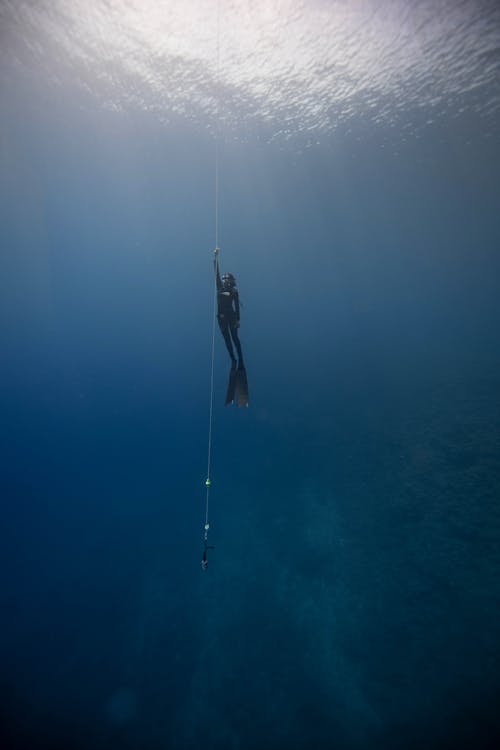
[{"x1": 222, "y1": 272, "x2": 236, "y2": 290}]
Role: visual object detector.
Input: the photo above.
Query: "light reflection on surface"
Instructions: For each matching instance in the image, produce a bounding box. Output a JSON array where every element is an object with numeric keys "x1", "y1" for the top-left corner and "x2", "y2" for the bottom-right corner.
[{"x1": 1, "y1": 0, "x2": 500, "y2": 141}]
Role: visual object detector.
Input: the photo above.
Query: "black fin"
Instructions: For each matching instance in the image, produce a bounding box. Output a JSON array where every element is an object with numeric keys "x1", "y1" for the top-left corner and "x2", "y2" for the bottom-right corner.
[
  {"x1": 225, "y1": 362, "x2": 237, "y2": 406},
  {"x1": 235, "y1": 365, "x2": 249, "y2": 407}
]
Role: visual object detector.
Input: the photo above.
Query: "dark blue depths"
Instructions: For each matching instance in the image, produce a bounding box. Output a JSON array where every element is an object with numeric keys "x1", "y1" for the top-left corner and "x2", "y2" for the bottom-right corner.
[{"x1": 1, "y1": 79, "x2": 500, "y2": 750}]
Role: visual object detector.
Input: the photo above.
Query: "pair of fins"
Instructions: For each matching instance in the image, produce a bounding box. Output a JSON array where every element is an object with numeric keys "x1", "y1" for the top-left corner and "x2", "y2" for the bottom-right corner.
[{"x1": 225, "y1": 361, "x2": 249, "y2": 407}]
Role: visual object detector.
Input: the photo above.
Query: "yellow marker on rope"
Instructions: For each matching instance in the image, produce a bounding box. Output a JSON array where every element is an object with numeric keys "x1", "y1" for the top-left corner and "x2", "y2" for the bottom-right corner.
[{"x1": 205, "y1": 478, "x2": 211, "y2": 487}]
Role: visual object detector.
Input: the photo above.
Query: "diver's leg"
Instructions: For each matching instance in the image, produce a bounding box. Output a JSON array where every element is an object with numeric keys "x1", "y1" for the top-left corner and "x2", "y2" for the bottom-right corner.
[
  {"x1": 231, "y1": 326, "x2": 248, "y2": 405},
  {"x1": 218, "y1": 316, "x2": 236, "y2": 362},
  {"x1": 230, "y1": 325, "x2": 243, "y2": 365}
]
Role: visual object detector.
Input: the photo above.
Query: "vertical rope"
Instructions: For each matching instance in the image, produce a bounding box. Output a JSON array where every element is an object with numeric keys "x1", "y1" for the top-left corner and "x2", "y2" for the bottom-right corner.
[
  {"x1": 215, "y1": 0, "x2": 220, "y2": 250},
  {"x1": 205, "y1": 267, "x2": 217, "y2": 530},
  {"x1": 203, "y1": 0, "x2": 221, "y2": 546}
]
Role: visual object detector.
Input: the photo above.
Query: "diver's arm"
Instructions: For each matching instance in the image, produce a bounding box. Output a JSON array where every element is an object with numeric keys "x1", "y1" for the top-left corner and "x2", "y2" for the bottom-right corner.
[{"x1": 214, "y1": 254, "x2": 222, "y2": 292}]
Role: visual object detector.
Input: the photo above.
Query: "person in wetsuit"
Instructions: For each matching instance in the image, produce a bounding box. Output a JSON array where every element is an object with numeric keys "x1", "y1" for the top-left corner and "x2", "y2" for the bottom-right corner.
[{"x1": 214, "y1": 248, "x2": 244, "y2": 366}]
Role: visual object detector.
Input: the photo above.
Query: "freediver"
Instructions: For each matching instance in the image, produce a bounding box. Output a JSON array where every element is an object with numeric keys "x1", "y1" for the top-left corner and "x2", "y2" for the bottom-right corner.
[{"x1": 214, "y1": 248, "x2": 248, "y2": 406}]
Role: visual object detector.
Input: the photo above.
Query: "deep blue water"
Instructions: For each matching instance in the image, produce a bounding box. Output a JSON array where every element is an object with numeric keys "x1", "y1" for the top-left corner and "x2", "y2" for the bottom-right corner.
[{"x1": 1, "y1": 2, "x2": 500, "y2": 749}]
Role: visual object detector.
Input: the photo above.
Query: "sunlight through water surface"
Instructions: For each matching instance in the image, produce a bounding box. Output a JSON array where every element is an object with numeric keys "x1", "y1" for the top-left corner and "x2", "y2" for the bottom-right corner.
[{"x1": 2, "y1": 0, "x2": 500, "y2": 142}]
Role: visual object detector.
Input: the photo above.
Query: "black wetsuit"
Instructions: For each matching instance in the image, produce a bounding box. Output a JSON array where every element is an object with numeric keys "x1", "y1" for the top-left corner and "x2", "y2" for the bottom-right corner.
[{"x1": 215, "y1": 259, "x2": 243, "y2": 364}]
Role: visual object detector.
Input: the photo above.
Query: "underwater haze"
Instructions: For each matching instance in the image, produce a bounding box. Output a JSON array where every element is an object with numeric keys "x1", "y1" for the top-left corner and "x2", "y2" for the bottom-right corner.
[{"x1": 1, "y1": 1, "x2": 500, "y2": 749}]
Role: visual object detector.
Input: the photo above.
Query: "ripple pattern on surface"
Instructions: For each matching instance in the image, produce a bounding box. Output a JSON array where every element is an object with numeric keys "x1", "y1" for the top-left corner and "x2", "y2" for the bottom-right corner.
[{"x1": 2, "y1": 0, "x2": 500, "y2": 141}]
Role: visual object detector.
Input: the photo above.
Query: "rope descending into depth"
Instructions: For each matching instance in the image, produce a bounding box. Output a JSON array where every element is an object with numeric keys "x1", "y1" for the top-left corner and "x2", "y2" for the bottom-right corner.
[
  {"x1": 204, "y1": 260, "x2": 217, "y2": 535},
  {"x1": 203, "y1": 0, "x2": 221, "y2": 562}
]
